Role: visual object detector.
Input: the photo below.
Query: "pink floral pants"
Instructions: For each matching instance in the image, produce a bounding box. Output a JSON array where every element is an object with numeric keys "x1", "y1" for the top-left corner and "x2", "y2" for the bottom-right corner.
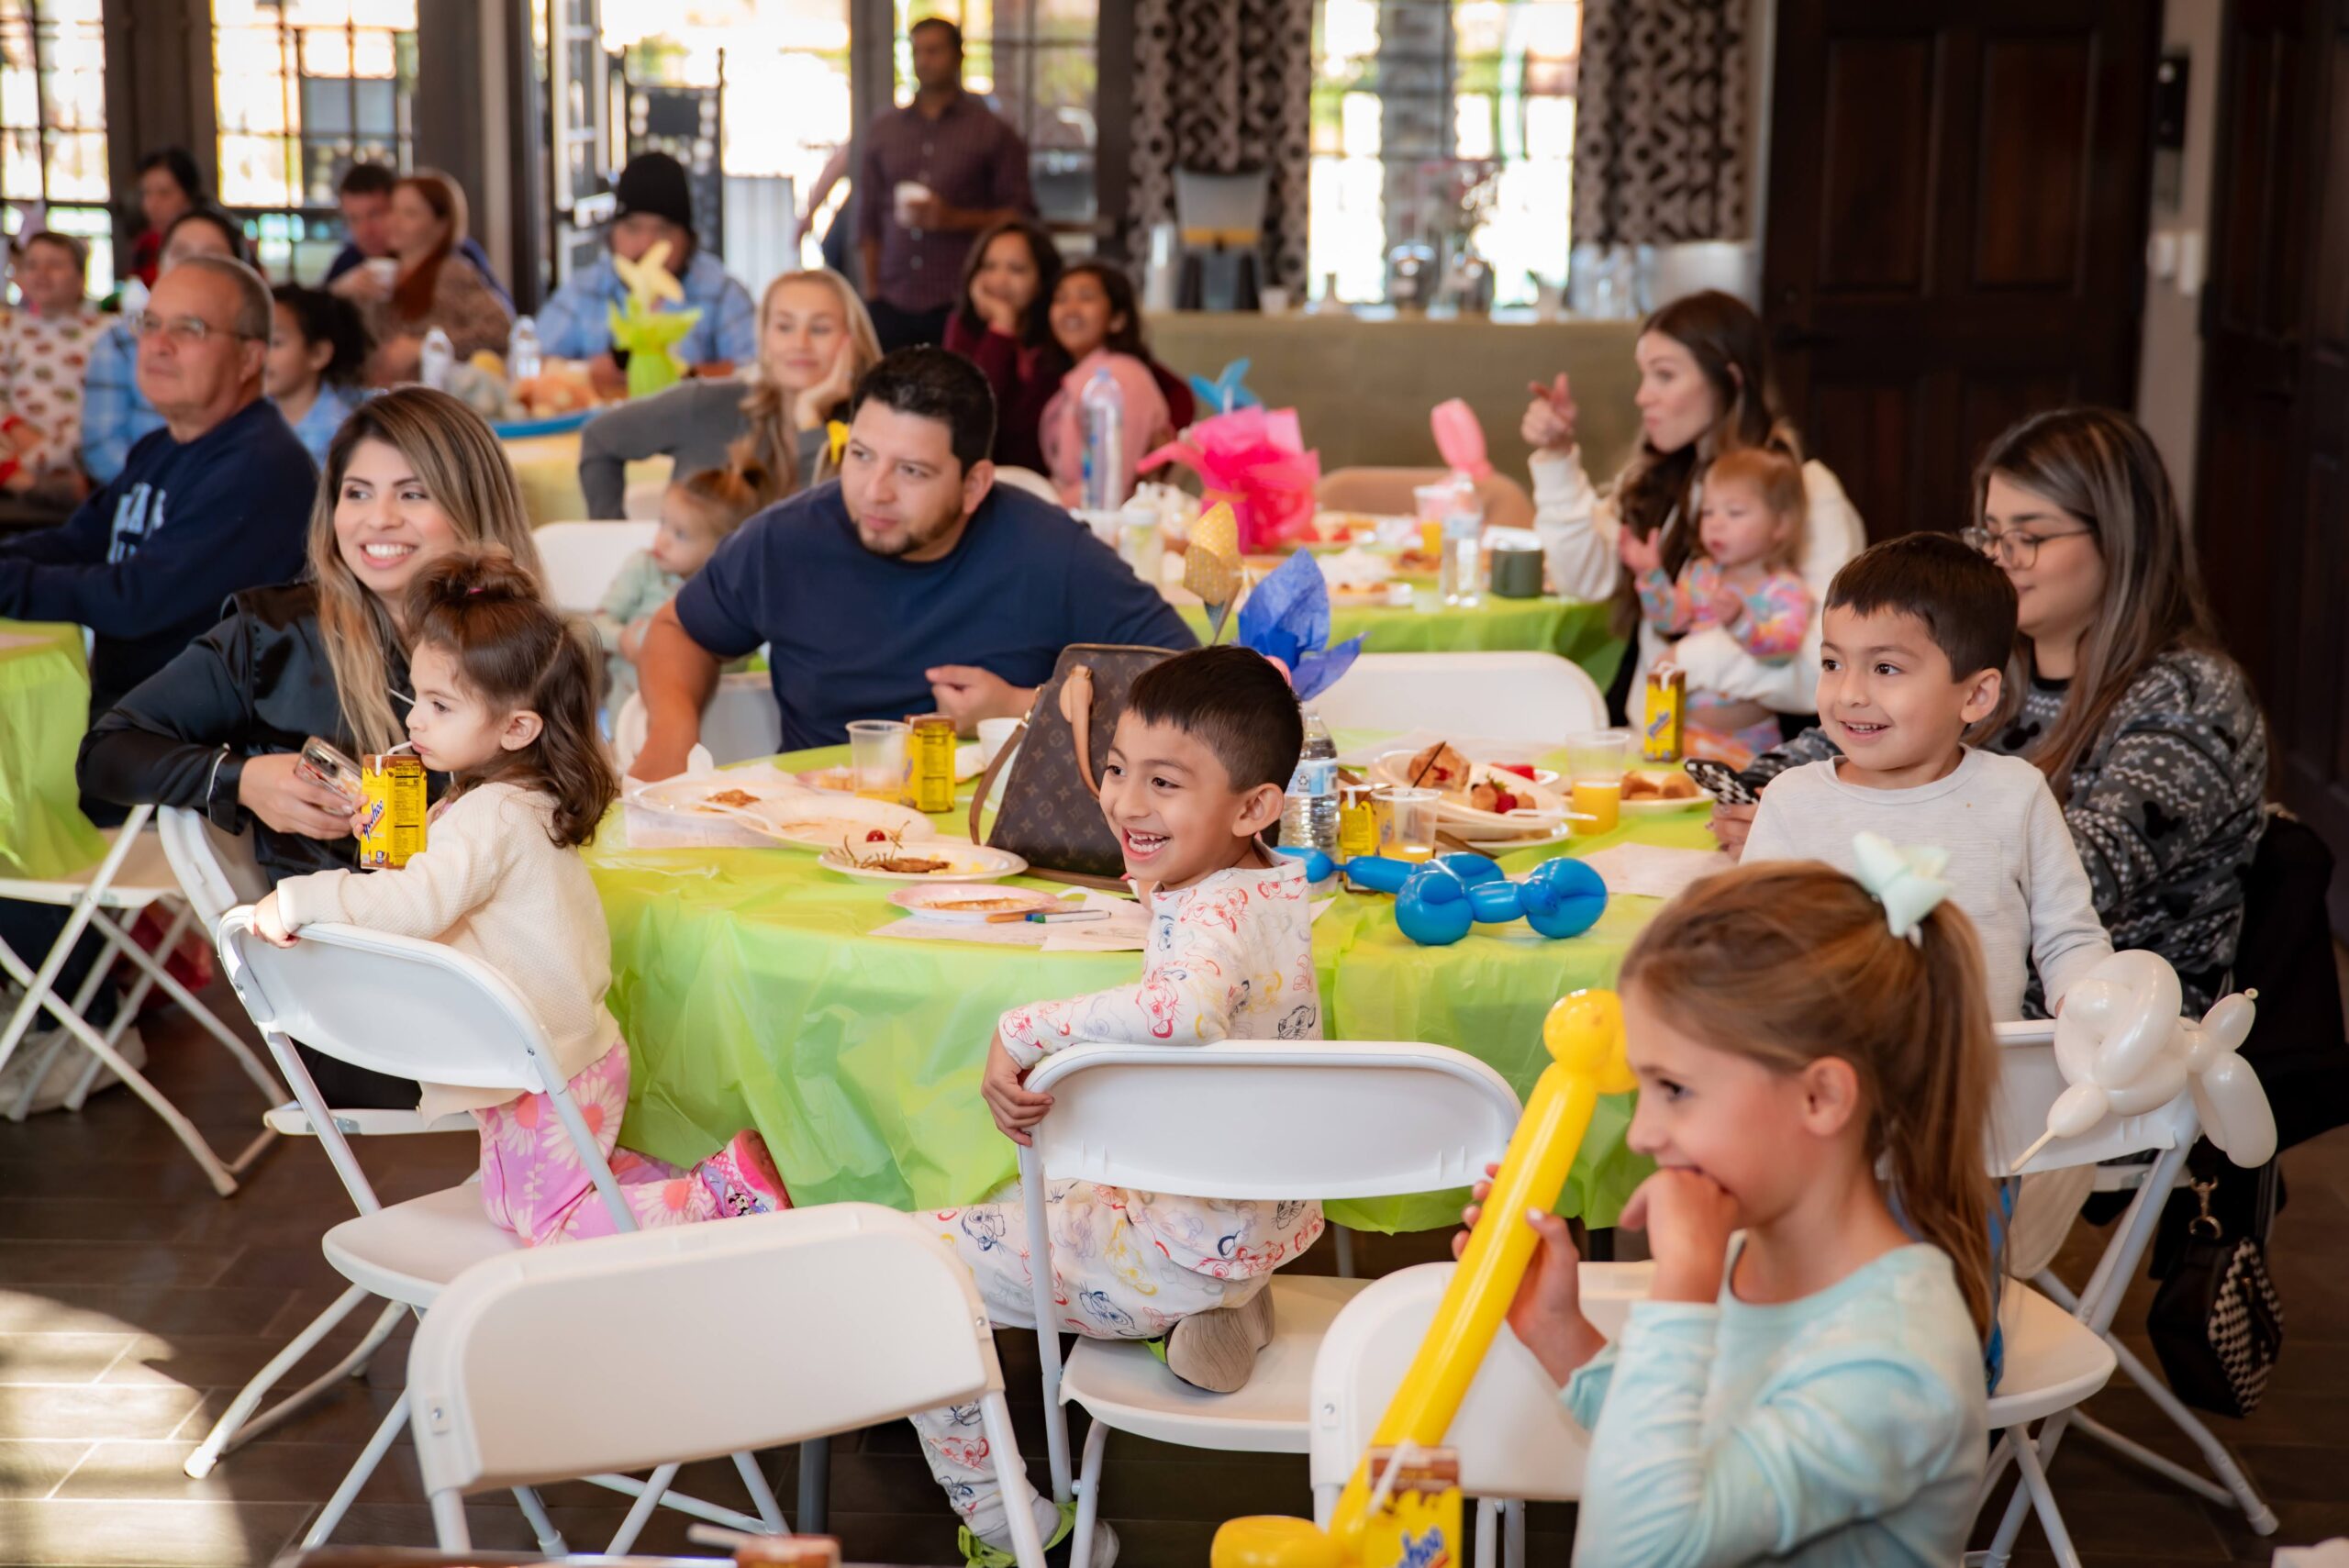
[{"x1": 473, "y1": 1040, "x2": 729, "y2": 1245}]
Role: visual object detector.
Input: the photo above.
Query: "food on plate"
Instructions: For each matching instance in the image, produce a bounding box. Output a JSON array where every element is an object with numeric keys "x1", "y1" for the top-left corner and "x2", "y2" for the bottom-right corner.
[
  {"x1": 841, "y1": 826, "x2": 952, "y2": 875},
  {"x1": 1469, "y1": 781, "x2": 1533, "y2": 815},
  {"x1": 512, "y1": 364, "x2": 596, "y2": 417},
  {"x1": 1406, "y1": 740, "x2": 1472, "y2": 791},
  {"x1": 1621, "y1": 769, "x2": 1700, "y2": 801},
  {"x1": 923, "y1": 895, "x2": 1029, "y2": 914},
  {"x1": 705, "y1": 787, "x2": 762, "y2": 809}
]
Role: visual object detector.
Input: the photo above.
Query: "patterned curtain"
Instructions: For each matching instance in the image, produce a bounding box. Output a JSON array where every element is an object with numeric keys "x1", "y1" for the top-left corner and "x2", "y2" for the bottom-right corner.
[
  {"x1": 1128, "y1": 0, "x2": 1314, "y2": 293},
  {"x1": 1572, "y1": 0, "x2": 1750, "y2": 246}
]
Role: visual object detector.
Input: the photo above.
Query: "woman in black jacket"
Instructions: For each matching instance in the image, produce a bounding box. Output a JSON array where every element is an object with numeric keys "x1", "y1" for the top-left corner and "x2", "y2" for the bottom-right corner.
[{"x1": 77, "y1": 386, "x2": 544, "y2": 1100}]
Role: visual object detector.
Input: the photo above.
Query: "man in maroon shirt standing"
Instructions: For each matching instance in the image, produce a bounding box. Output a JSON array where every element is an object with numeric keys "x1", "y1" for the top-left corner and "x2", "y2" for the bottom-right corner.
[{"x1": 858, "y1": 17, "x2": 1036, "y2": 351}]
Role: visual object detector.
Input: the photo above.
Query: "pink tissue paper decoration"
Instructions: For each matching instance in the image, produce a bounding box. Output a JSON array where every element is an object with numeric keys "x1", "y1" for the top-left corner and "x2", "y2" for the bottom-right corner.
[
  {"x1": 1141, "y1": 406, "x2": 1320, "y2": 555},
  {"x1": 1431, "y1": 396, "x2": 1493, "y2": 480}
]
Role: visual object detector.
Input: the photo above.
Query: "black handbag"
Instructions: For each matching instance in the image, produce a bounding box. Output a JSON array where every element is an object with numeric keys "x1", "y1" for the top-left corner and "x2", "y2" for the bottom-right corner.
[{"x1": 2145, "y1": 1159, "x2": 2283, "y2": 1418}]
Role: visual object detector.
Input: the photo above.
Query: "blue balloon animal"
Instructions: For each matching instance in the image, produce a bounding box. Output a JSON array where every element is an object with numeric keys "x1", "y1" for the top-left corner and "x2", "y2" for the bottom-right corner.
[{"x1": 1346, "y1": 853, "x2": 1607, "y2": 946}]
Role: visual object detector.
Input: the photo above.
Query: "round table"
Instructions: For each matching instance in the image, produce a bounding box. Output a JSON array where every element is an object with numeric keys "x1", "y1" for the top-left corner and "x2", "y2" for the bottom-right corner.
[
  {"x1": 0, "y1": 620, "x2": 104, "y2": 881},
  {"x1": 1177, "y1": 587, "x2": 1622, "y2": 684},
  {"x1": 503, "y1": 429, "x2": 673, "y2": 526},
  {"x1": 592, "y1": 747, "x2": 1719, "y2": 1231}
]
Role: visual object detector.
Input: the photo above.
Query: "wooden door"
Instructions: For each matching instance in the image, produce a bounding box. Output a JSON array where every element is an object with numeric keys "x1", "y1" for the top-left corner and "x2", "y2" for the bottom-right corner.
[
  {"x1": 1761, "y1": 0, "x2": 2161, "y2": 539},
  {"x1": 2198, "y1": 0, "x2": 2349, "y2": 930}
]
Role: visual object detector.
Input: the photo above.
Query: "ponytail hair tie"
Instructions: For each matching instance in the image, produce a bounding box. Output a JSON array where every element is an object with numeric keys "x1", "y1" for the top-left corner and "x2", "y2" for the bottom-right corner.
[
  {"x1": 467, "y1": 585, "x2": 484, "y2": 595},
  {"x1": 1850, "y1": 831, "x2": 1951, "y2": 946}
]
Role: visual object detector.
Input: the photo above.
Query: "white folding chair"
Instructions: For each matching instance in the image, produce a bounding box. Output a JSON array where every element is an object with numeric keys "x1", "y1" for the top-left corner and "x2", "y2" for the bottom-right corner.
[
  {"x1": 1307, "y1": 1260, "x2": 1650, "y2": 1568},
  {"x1": 1973, "y1": 1020, "x2": 2277, "y2": 1566},
  {"x1": 1308, "y1": 653, "x2": 1606, "y2": 749},
  {"x1": 161, "y1": 806, "x2": 468, "y2": 1479},
  {"x1": 532, "y1": 520, "x2": 660, "y2": 616},
  {"x1": 612, "y1": 671, "x2": 781, "y2": 773},
  {"x1": 408, "y1": 1204, "x2": 1050, "y2": 1566},
  {"x1": 214, "y1": 906, "x2": 787, "y2": 1554},
  {"x1": 1017, "y1": 1040, "x2": 1523, "y2": 1568},
  {"x1": 0, "y1": 803, "x2": 281, "y2": 1193}
]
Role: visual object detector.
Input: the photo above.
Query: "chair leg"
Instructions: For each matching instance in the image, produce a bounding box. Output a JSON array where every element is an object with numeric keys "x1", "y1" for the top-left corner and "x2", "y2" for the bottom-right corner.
[
  {"x1": 429, "y1": 1489, "x2": 471, "y2": 1551},
  {"x1": 23, "y1": 989, "x2": 240, "y2": 1194},
  {"x1": 1474, "y1": 1498, "x2": 1499, "y2": 1568},
  {"x1": 1503, "y1": 1496, "x2": 1525, "y2": 1568},
  {"x1": 184, "y1": 1287, "x2": 393, "y2": 1477},
  {"x1": 585, "y1": 1471, "x2": 774, "y2": 1535},
  {"x1": 605, "y1": 1461, "x2": 680, "y2": 1556},
  {"x1": 797, "y1": 1436, "x2": 829, "y2": 1533},
  {"x1": 2009, "y1": 1424, "x2": 2086, "y2": 1568},
  {"x1": 985, "y1": 1393, "x2": 1052, "y2": 1568},
  {"x1": 89, "y1": 906, "x2": 286, "y2": 1105},
  {"x1": 1066, "y1": 1418, "x2": 1109, "y2": 1568},
  {"x1": 2090, "y1": 1336, "x2": 2280, "y2": 1533},
  {"x1": 304, "y1": 1389, "x2": 410, "y2": 1546},
  {"x1": 736, "y1": 1448, "x2": 788, "y2": 1534},
  {"x1": 512, "y1": 1485, "x2": 567, "y2": 1555},
  {"x1": 1333, "y1": 1225, "x2": 1357, "y2": 1279}
]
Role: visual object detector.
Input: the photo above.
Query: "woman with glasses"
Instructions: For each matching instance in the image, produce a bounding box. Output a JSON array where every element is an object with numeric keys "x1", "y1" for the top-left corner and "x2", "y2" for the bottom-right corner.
[{"x1": 1713, "y1": 407, "x2": 2267, "y2": 1017}]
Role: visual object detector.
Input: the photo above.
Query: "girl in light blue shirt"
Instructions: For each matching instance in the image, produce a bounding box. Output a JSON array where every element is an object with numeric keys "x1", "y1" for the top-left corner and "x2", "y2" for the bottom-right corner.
[
  {"x1": 1469, "y1": 851, "x2": 1998, "y2": 1566},
  {"x1": 266, "y1": 284, "x2": 373, "y2": 464}
]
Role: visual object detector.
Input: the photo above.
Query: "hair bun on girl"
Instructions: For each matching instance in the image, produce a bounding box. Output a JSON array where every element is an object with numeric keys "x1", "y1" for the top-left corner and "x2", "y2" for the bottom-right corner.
[{"x1": 405, "y1": 546, "x2": 542, "y2": 621}]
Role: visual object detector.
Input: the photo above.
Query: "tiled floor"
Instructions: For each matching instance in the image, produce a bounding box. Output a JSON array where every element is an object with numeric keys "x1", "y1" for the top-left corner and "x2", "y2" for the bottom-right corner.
[{"x1": 2, "y1": 963, "x2": 2346, "y2": 1567}]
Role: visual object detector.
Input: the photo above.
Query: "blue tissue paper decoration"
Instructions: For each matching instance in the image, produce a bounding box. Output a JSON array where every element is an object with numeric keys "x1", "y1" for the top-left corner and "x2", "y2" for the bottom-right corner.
[
  {"x1": 1237, "y1": 549, "x2": 1363, "y2": 701},
  {"x1": 1188, "y1": 357, "x2": 1262, "y2": 416}
]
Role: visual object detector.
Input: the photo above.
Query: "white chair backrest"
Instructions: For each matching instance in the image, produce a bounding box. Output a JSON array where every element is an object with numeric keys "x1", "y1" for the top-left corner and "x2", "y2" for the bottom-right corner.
[
  {"x1": 216, "y1": 909, "x2": 559, "y2": 1098},
  {"x1": 993, "y1": 466, "x2": 1062, "y2": 505},
  {"x1": 612, "y1": 672, "x2": 780, "y2": 773},
  {"x1": 1990, "y1": 1019, "x2": 2200, "y2": 1174},
  {"x1": 1024, "y1": 1041, "x2": 1521, "y2": 1200},
  {"x1": 532, "y1": 520, "x2": 659, "y2": 615},
  {"x1": 158, "y1": 806, "x2": 271, "y2": 929},
  {"x1": 1308, "y1": 1261, "x2": 1648, "y2": 1507},
  {"x1": 1308, "y1": 653, "x2": 1606, "y2": 749},
  {"x1": 408, "y1": 1204, "x2": 1006, "y2": 1496}
]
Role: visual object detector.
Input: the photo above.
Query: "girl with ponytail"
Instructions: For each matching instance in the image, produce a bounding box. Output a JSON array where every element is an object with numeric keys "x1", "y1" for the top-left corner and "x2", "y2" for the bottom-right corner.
[
  {"x1": 253, "y1": 547, "x2": 788, "y2": 1241},
  {"x1": 1464, "y1": 856, "x2": 1998, "y2": 1563}
]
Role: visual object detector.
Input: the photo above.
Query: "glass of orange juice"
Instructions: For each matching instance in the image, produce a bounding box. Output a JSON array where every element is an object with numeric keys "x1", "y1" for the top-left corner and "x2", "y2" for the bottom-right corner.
[
  {"x1": 1564, "y1": 730, "x2": 1630, "y2": 835},
  {"x1": 1382, "y1": 787, "x2": 1441, "y2": 862},
  {"x1": 848, "y1": 719, "x2": 910, "y2": 803}
]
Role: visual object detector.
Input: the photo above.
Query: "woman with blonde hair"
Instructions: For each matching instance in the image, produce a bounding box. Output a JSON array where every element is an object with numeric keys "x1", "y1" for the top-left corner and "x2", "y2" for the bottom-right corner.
[
  {"x1": 575, "y1": 266, "x2": 880, "y2": 517},
  {"x1": 79, "y1": 385, "x2": 543, "y2": 1103},
  {"x1": 331, "y1": 170, "x2": 513, "y2": 384}
]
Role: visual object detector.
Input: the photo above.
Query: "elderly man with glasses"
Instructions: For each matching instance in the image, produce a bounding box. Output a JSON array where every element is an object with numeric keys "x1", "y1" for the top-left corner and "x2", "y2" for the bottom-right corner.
[{"x1": 0, "y1": 253, "x2": 316, "y2": 718}]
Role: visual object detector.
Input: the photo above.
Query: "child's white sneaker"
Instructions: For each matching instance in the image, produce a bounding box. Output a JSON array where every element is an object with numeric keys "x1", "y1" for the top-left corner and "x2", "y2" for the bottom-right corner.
[{"x1": 959, "y1": 1498, "x2": 1119, "y2": 1568}]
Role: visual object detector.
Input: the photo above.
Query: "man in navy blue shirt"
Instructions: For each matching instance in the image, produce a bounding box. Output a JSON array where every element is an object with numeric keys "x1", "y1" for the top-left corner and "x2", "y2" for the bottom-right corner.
[
  {"x1": 0, "y1": 254, "x2": 316, "y2": 717},
  {"x1": 630, "y1": 347, "x2": 1196, "y2": 776}
]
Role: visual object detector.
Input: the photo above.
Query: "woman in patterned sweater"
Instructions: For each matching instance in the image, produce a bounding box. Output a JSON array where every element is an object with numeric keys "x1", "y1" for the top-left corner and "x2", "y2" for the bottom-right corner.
[{"x1": 1713, "y1": 408, "x2": 2267, "y2": 1015}]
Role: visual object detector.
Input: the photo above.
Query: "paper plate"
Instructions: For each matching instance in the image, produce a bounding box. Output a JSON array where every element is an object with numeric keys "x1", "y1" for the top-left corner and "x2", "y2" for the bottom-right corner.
[
  {"x1": 1368, "y1": 750, "x2": 1570, "y2": 833},
  {"x1": 750, "y1": 795, "x2": 939, "y2": 850},
  {"x1": 629, "y1": 771, "x2": 809, "y2": 821},
  {"x1": 820, "y1": 843, "x2": 1030, "y2": 883},
  {"x1": 1619, "y1": 768, "x2": 1709, "y2": 815},
  {"x1": 885, "y1": 884, "x2": 1058, "y2": 917}
]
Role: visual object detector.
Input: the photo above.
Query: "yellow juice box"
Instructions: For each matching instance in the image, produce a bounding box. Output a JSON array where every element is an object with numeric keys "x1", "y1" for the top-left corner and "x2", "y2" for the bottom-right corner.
[
  {"x1": 355, "y1": 752, "x2": 427, "y2": 870},
  {"x1": 1642, "y1": 664, "x2": 1687, "y2": 763},
  {"x1": 1359, "y1": 1447, "x2": 1463, "y2": 1568},
  {"x1": 907, "y1": 712, "x2": 959, "y2": 814}
]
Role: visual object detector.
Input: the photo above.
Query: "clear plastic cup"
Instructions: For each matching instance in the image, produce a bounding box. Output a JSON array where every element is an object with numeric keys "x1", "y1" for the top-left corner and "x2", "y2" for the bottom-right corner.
[
  {"x1": 1564, "y1": 729, "x2": 1630, "y2": 835},
  {"x1": 848, "y1": 719, "x2": 910, "y2": 803},
  {"x1": 1381, "y1": 786, "x2": 1441, "y2": 862}
]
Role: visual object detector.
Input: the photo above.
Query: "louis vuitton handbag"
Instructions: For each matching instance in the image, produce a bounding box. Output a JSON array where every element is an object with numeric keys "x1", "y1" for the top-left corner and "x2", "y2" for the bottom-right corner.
[{"x1": 966, "y1": 643, "x2": 1176, "y2": 887}]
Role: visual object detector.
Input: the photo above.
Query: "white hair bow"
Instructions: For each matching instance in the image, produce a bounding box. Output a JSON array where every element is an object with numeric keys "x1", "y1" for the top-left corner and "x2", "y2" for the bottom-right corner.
[{"x1": 1850, "y1": 832, "x2": 1952, "y2": 945}]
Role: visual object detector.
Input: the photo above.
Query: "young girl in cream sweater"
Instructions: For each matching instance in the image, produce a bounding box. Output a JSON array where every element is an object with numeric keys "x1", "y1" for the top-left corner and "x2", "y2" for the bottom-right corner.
[{"x1": 254, "y1": 548, "x2": 785, "y2": 1241}]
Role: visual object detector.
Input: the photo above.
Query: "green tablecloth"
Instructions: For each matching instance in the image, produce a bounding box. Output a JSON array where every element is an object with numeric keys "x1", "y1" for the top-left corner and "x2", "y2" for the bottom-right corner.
[
  {"x1": 1179, "y1": 587, "x2": 1623, "y2": 686},
  {"x1": 0, "y1": 621, "x2": 104, "y2": 882},
  {"x1": 592, "y1": 750, "x2": 1716, "y2": 1231}
]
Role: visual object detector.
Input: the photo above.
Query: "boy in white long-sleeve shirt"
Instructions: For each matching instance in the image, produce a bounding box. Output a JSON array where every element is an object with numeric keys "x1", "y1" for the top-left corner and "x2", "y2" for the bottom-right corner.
[
  {"x1": 910, "y1": 646, "x2": 1324, "y2": 1568},
  {"x1": 1743, "y1": 532, "x2": 2111, "y2": 1018}
]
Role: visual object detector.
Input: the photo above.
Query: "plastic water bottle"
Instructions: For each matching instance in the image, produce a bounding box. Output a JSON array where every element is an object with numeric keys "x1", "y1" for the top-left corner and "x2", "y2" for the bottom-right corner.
[
  {"x1": 418, "y1": 326, "x2": 455, "y2": 391},
  {"x1": 1439, "y1": 486, "x2": 1485, "y2": 606},
  {"x1": 1278, "y1": 712, "x2": 1341, "y2": 869},
  {"x1": 1079, "y1": 367, "x2": 1127, "y2": 510},
  {"x1": 507, "y1": 316, "x2": 541, "y2": 383}
]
